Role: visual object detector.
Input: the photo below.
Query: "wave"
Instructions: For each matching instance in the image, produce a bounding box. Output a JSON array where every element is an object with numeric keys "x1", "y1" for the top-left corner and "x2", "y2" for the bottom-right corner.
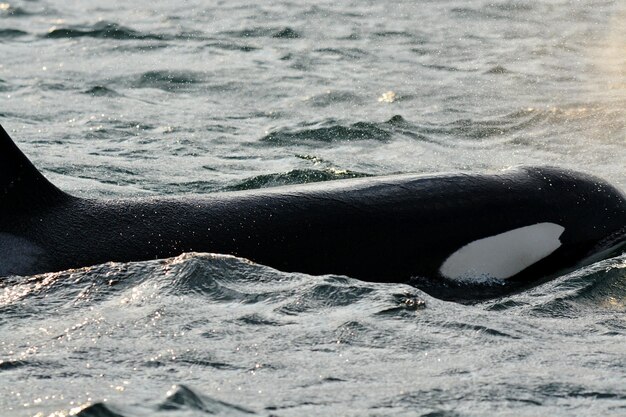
[
  {"x1": 0, "y1": 28, "x2": 28, "y2": 39},
  {"x1": 130, "y1": 70, "x2": 205, "y2": 92},
  {"x1": 421, "y1": 63, "x2": 477, "y2": 73},
  {"x1": 225, "y1": 168, "x2": 371, "y2": 191},
  {"x1": 433, "y1": 113, "x2": 541, "y2": 139},
  {"x1": 313, "y1": 47, "x2": 369, "y2": 60},
  {"x1": 3, "y1": 251, "x2": 623, "y2": 319},
  {"x1": 373, "y1": 30, "x2": 425, "y2": 42},
  {"x1": 303, "y1": 90, "x2": 364, "y2": 107},
  {"x1": 69, "y1": 385, "x2": 255, "y2": 416},
  {"x1": 73, "y1": 403, "x2": 127, "y2": 417},
  {"x1": 485, "y1": 65, "x2": 511, "y2": 74},
  {"x1": 83, "y1": 85, "x2": 120, "y2": 97},
  {"x1": 482, "y1": 253, "x2": 626, "y2": 315},
  {"x1": 159, "y1": 385, "x2": 254, "y2": 415},
  {"x1": 0, "y1": 252, "x2": 428, "y2": 319},
  {"x1": 221, "y1": 26, "x2": 301, "y2": 39},
  {"x1": 260, "y1": 115, "x2": 408, "y2": 146},
  {"x1": 43, "y1": 21, "x2": 169, "y2": 41},
  {"x1": 272, "y1": 27, "x2": 301, "y2": 39},
  {"x1": 204, "y1": 41, "x2": 260, "y2": 52},
  {"x1": 451, "y1": 1, "x2": 536, "y2": 21},
  {"x1": 536, "y1": 256, "x2": 626, "y2": 316},
  {"x1": 411, "y1": 105, "x2": 614, "y2": 145},
  {"x1": 256, "y1": 108, "x2": 575, "y2": 148}
]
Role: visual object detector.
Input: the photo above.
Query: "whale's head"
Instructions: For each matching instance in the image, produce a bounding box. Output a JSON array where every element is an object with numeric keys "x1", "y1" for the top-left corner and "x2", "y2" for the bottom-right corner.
[{"x1": 437, "y1": 167, "x2": 626, "y2": 287}]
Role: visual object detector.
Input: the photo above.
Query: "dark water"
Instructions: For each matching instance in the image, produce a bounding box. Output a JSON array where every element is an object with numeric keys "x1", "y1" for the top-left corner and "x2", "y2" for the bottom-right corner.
[{"x1": 1, "y1": 0, "x2": 625, "y2": 416}]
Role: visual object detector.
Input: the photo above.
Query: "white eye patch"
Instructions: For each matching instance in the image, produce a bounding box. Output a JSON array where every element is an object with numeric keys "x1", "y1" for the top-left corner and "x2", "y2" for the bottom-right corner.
[{"x1": 440, "y1": 222, "x2": 565, "y2": 281}]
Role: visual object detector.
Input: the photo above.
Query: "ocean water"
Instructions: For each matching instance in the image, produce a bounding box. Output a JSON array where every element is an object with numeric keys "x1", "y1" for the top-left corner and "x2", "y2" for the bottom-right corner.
[{"x1": 1, "y1": 0, "x2": 625, "y2": 416}]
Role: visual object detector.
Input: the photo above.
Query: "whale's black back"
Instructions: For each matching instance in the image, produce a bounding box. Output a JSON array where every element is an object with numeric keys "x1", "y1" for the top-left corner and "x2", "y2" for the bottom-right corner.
[
  {"x1": 0, "y1": 125, "x2": 68, "y2": 214},
  {"x1": 1, "y1": 124, "x2": 625, "y2": 301}
]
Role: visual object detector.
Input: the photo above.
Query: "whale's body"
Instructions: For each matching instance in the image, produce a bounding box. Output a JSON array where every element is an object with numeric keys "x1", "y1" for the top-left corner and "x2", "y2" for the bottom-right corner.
[{"x1": 1, "y1": 125, "x2": 625, "y2": 300}]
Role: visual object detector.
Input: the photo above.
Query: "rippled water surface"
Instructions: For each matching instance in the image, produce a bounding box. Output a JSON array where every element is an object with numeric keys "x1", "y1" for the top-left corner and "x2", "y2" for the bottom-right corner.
[{"x1": 1, "y1": 0, "x2": 625, "y2": 416}]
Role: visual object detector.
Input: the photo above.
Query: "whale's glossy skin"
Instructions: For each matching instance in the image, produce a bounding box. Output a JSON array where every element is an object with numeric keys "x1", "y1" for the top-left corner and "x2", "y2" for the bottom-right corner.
[{"x1": 1, "y1": 124, "x2": 625, "y2": 300}]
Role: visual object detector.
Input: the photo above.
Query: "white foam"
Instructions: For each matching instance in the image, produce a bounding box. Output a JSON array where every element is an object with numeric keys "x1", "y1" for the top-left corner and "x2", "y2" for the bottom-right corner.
[{"x1": 440, "y1": 222, "x2": 565, "y2": 281}]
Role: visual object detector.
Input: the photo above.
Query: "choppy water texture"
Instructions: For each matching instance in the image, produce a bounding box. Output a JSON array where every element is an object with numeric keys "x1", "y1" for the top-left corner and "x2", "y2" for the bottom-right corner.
[{"x1": 1, "y1": 0, "x2": 625, "y2": 416}]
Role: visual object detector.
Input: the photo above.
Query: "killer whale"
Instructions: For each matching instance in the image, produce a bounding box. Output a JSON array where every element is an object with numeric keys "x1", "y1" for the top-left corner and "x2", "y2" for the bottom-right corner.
[{"x1": 1, "y1": 124, "x2": 625, "y2": 300}]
